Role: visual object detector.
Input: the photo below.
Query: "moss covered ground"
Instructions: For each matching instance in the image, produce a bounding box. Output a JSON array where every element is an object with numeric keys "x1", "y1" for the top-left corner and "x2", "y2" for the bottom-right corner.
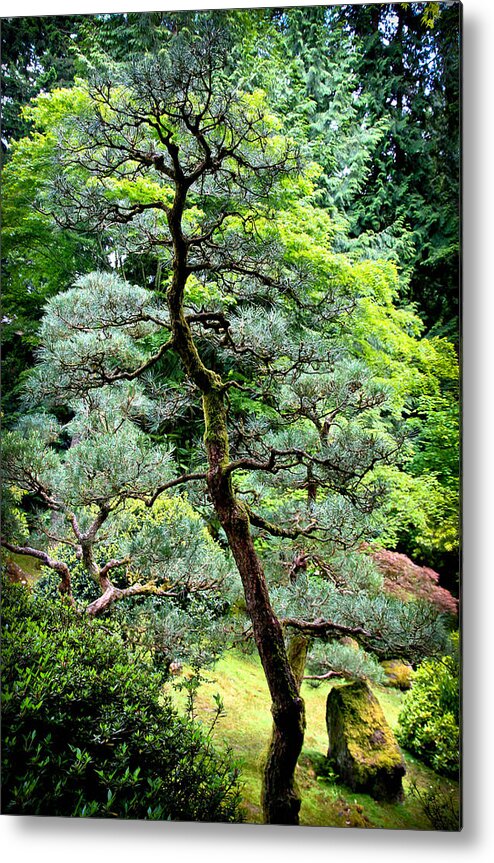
[{"x1": 168, "y1": 649, "x2": 460, "y2": 830}]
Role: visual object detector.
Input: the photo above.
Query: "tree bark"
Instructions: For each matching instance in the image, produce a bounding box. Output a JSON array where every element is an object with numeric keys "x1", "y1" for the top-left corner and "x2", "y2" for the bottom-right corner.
[
  {"x1": 165, "y1": 176, "x2": 306, "y2": 824},
  {"x1": 260, "y1": 631, "x2": 309, "y2": 824},
  {"x1": 287, "y1": 632, "x2": 310, "y2": 689},
  {"x1": 202, "y1": 388, "x2": 306, "y2": 824}
]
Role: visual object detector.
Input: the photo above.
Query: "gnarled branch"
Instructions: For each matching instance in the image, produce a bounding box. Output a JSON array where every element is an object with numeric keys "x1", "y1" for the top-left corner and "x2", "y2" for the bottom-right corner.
[
  {"x1": 281, "y1": 616, "x2": 371, "y2": 640},
  {"x1": 1, "y1": 540, "x2": 73, "y2": 601},
  {"x1": 246, "y1": 506, "x2": 318, "y2": 540}
]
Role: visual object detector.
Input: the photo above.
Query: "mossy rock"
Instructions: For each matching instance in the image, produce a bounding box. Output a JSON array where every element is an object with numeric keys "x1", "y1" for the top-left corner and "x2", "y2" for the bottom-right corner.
[
  {"x1": 381, "y1": 659, "x2": 414, "y2": 690},
  {"x1": 326, "y1": 680, "x2": 406, "y2": 802}
]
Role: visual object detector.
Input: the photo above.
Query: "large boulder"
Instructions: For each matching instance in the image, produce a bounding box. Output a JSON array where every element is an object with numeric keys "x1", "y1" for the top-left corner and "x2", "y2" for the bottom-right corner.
[{"x1": 326, "y1": 680, "x2": 406, "y2": 802}]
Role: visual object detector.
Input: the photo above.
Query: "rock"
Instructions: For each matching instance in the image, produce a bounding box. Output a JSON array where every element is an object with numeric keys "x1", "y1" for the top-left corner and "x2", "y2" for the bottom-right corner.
[
  {"x1": 381, "y1": 659, "x2": 414, "y2": 690},
  {"x1": 326, "y1": 680, "x2": 406, "y2": 802}
]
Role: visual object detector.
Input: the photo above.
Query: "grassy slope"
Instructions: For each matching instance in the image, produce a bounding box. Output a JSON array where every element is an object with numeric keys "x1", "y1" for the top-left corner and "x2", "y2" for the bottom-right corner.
[{"x1": 169, "y1": 650, "x2": 459, "y2": 830}]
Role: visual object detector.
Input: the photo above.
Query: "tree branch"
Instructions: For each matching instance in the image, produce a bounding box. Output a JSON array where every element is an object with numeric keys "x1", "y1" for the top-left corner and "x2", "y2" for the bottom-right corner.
[
  {"x1": 82, "y1": 506, "x2": 111, "y2": 542},
  {"x1": 132, "y1": 471, "x2": 208, "y2": 507},
  {"x1": 246, "y1": 506, "x2": 319, "y2": 539},
  {"x1": 85, "y1": 577, "x2": 200, "y2": 616},
  {"x1": 104, "y1": 336, "x2": 175, "y2": 383},
  {"x1": 1, "y1": 540, "x2": 73, "y2": 600},
  {"x1": 98, "y1": 557, "x2": 131, "y2": 578},
  {"x1": 224, "y1": 447, "x2": 304, "y2": 476},
  {"x1": 303, "y1": 671, "x2": 342, "y2": 681},
  {"x1": 281, "y1": 617, "x2": 372, "y2": 640}
]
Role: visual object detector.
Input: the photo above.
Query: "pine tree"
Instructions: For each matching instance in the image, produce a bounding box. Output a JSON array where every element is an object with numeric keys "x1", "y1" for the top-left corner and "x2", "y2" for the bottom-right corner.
[{"x1": 1, "y1": 16, "x2": 455, "y2": 824}]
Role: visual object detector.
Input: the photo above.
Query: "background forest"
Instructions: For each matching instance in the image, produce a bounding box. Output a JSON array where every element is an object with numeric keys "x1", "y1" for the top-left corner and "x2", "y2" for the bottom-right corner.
[{"x1": 1, "y1": 3, "x2": 461, "y2": 831}]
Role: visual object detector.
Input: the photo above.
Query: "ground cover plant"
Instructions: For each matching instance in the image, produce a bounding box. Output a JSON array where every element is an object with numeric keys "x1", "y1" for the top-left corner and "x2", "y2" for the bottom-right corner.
[{"x1": 1, "y1": 4, "x2": 460, "y2": 828}]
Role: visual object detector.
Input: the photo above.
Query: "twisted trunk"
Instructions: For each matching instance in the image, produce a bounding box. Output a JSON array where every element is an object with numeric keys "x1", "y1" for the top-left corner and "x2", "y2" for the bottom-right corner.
[
  {"x1": 204, "y1": 390, "x2": 306, "y2": 823},
  {"x1": 166, "y1": 179, "x2": 306, "y2": 824},
  {"x1": 260, "y1": 632, "x2": 309, "y2": 823}
]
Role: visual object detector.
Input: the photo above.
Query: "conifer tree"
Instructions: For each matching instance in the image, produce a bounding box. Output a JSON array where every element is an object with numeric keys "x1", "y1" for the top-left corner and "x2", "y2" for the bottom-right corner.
[
  {"x1": 328, "y1": 2, "x2": 461, "y2": 333},
  {"x1": 1, "y1": 21, "x2": 452, "y2": 824}
]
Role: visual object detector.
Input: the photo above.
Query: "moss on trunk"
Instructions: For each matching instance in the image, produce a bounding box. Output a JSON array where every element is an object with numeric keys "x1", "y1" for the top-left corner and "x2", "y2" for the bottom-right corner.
[{"x1": 165, "y1": 176, "x2": 307, "y2": 825}]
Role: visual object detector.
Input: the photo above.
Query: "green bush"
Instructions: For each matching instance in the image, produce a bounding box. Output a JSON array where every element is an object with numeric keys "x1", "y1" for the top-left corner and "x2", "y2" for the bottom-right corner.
[
  {"x1": 34, "y1": 551, "x2": 102, "y2": 604},
  {"x1": 1, "y1": 578, "x2": 242, "y2": 821},
  {"x1": 396, "y1": 636, "x2": 460, "y2": 776}
]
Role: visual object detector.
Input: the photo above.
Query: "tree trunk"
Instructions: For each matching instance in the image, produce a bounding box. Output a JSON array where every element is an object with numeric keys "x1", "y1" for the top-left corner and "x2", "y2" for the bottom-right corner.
[
  {"x1": 287, "y1": 632, "x2": 310, "y2": 689},
  {"x1": 261, "y1": 632, "x2": 309, "y2": 824},
  {"x1": 203, "y1": 388, "x2": 306, "y2": 824},
  {"x1": 167, "y1": 184, "x2": 306, "y2": 824}
]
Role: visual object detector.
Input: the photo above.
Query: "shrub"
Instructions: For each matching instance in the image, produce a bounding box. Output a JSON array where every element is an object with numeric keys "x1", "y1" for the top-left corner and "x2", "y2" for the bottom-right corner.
[
  {"x1": 396, "y1": 635, "x2": 460, "y2": 776},
  {"x1": 34, "y1": 548, "x2": 102, "y2": 604},
  {"x1": 1, "y1": 578, "x2": 242, "y2": 821},
  {"x1": 381, "y1": 659, "x2": 414, "y2": 690},
  {"x1": 371, "y1": 548, "x2": 458, "y2": 616}
]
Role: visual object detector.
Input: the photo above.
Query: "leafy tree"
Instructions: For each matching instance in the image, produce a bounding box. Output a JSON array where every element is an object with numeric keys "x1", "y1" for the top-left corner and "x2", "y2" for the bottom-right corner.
[
  {"x1": 355, "y1": 314, "x2": 459, "y2": 581},
  {"x1": 2, "y1": 10, "x2": 460, "y2": 574},
  {"x1": 0, "y1": 11, "x2": 179, "y2": 152},
  {"x1": 328, "y1": 2, "x2": 461, "y2": 333},
  {"x1": 257, "y1": 4, "x2": 388, "y2": 215},
  {"x1": 1, "y1": 86, "x2": 109, "y2": 416},
  {"x1": 1, "y1": 15, "x2": 83, "y2": 150},
  {"x1": 221, "y1": 3, "x2": 459, "y2": 333},
  {"x1": 1, "y1": 11, "x2": 182, "y2": 413},
  {"x1": 370, "y1": 548, "x2": 458, "y2": 615},
  {"x1": 2, "y1": 7, "x2": 459, "y2": 577}
]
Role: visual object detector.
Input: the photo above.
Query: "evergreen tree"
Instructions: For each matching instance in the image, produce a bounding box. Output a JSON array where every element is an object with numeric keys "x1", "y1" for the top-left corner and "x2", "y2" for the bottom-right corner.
[
  {"x1": 1, "y1": 21, "x2": 454, "y2": 824},
  {"x1": 1, "y1": 15, "x2": 83, "y2": 150},
  {"x1": 330, "y1": 2, "x2": 461, "y2": 333}
]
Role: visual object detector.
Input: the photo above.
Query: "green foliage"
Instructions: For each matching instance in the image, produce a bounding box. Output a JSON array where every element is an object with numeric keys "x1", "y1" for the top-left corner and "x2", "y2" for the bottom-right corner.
[
  {"x1": 1, "y1": 578, "x2": 242, "y2": 820},
  {"x1": 1, "y1": 92, "x2": 106, "y2": 415},
  {"x1": 34, "y1": 555, "x2": 101, "y2": 605},
  {"x1": 2, "y1": 11, "x2": 460, "y2": 582},
  {"x1": 328, "y1": 2, "x2": 461, "y2": 331},
  {"x1": 374, "y1": 467, "x2": 459, "y2": 563},
  {"x1": 2, "y1": 408, "x2": 174, "y2": 513},
  {"x1": 397, "y1": 635, "x2": 460, "y2": 776},
  {"x1": 268, "y1": 547, "x2": 448, "y2": 666},
  {"x1": 27, "y1": 493, "x2": 238, "y2": 668},
  {"x1": 0, "y1": 485, "x2": 30, "y2": 546},
  {"x1": 306, "y1": 640, "x2": 386, "y2": 686},
  {"x1": 1, "y1": 16, "x2": 83, "y2": 148}
]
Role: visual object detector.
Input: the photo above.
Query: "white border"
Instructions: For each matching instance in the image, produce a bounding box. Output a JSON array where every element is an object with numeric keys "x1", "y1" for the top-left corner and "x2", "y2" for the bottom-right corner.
[{"x1": 2, "y1": 1, "x2": 493, "y2": 860}]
